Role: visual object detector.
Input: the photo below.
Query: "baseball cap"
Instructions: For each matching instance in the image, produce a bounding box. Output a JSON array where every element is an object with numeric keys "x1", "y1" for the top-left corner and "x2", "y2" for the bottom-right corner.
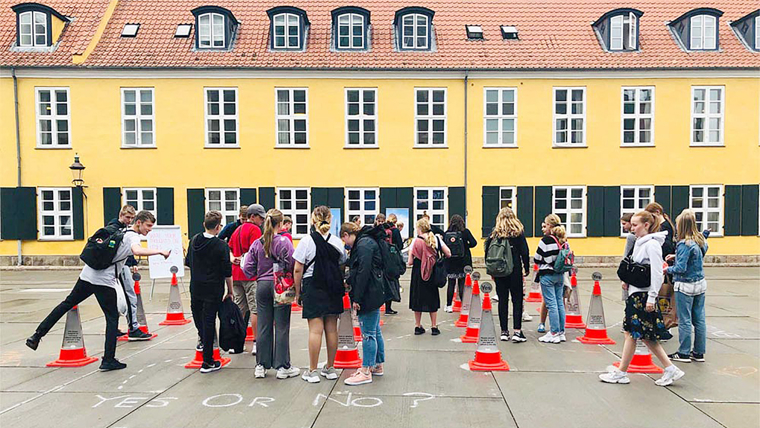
[{"x1": 247, "y1": 204, "x2": 266, "y2": 218}]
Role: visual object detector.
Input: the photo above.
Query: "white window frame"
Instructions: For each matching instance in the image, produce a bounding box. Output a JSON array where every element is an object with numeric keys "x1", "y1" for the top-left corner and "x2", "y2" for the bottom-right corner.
[
  {"x1": 690, "y1": 185, "x2": 724, "y2": 236},
  {"x1": 610, "y1": 12, "x2": 637, "y2": 50},
  {"x1": 198, "y1": 13, "x2": 225, "y2": 48},
  {"x1": 277, "y1": 187, "x2": 310, "y2": 238},
  {"x1": 123, "y1": 187, "x2": 157, "y2": 217},
  {"x1": 273, "y1": 13, "x2": 301, "y2": 49},
  {"x1": 38, "y1": 187, "x2": 73, "y2": 241},
  {"x1": 345, "y1": 188, "x2": 379, "y2": 225},
  {"x1": 620, "y1": 185, "x2": 654, "y2": 236},
  {"x1": 204, "y1": 87, "x2": 238, "y2": 148},
  {"x1": 414, "y1": 88, "x2": 447, "y2": 147},
  {"x1": 499, "y1": 187, "x2": 517, "y2": 211},
  {"x1": 205, "y1": 188, "x2": 239, "y2": 227},
  {"x1": 620, "y1": 86, "x2": 655, "y2": 146},
  {"x1": 553, "y1": 87, "x2": 586, "y2": 147},
  {"x1": 691, "y1": 86, "x2": 724, "y2": 147},
  {"x1": 35, "y1": 87, "x2": 70, "y2": 148},
  {"x1": 755, "y1": 16, "x2": 760, "y2": 50},
  {"x1": 553, "y1": 186, "x2": 586, "y2": 238},
  {"x1": 121, "y1": 88, "x2": 155, "y2": 148},
  {"x1": 483, "y1": 87, "x2": 518, "y2": 147},
  {"x1": 690, "y1": 15, "x2": 717, "y2": 50},
  {"x1": 414, "y1": 187, "x2": 447, "y2": 231},
  {"x1": 401, "y1": 13, "x2": 428, "y2": 49},
  {"x1": 19, "y1": 11, "x2": 47, "y2": 47},
  {"x1": 345, "y1": 88, "x2": 377, "y2": 148},
  {"x1": 337, "y1": 13, "x2": 364, "y2": 49},
  {"x1": 275, "y1": 88, "x2": 309, "y2": 147}
]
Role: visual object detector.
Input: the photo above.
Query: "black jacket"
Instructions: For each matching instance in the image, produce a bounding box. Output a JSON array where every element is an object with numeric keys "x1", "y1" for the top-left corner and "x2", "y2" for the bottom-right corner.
[
  {"x1": 218, "y1": 219, "x2": 242, "y2": 242},
  {"x1": 347, "y1": 226, "x2": 386, "y2": 315},
  {"x1": 389, "y1": 225, "x2": 403, "y2": 250},
  {"x1": 485, "y1": 232, "x2": 531, "y2": 277},
  {"x1": 185, "y1": 233, "x2": 232, "y2": 302},
  {"x1": 660, "y1": 220, "x2": 676, "y2": 257},
  {"x1": 443, "y1": 228, "x2": 478, "y2": 273},
  {"x1": 107, "y1": 218, "x2": 138, "y2": 267}
]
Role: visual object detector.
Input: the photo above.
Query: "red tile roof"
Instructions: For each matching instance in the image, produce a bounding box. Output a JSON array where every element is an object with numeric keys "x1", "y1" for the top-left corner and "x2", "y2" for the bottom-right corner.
[{"x1": 2, "y1": 0, "x2": 759, "y2": 69}]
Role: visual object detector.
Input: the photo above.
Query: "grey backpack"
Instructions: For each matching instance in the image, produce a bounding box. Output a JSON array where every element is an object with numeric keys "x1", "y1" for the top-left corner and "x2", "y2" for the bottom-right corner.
[{"x1": 485, "y1": 237, "x2": 514, "y2": 278}]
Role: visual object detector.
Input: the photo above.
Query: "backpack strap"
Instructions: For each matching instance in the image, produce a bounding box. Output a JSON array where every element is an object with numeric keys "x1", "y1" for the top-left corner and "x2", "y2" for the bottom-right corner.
[{"x1": 549, "y1": 234, "x2": 564, "y2": 249}]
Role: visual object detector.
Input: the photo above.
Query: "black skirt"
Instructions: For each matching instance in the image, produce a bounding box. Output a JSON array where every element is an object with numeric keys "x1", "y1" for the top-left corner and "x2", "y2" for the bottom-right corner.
[
  {"x1": 301, "y1": 276, "x2": 344, "y2": 320},
  {"x1": 409, "y1": 259, "x2": 440, "y2": 313},
  {"x1": 623, "y1": 292, "x2": 673, "y2": 341}
]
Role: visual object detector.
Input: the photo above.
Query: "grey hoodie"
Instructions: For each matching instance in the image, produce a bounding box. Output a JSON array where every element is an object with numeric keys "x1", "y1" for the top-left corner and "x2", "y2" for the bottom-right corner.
[{"x1": 628, "y1": 231, "x2": 667, "y2": 304}]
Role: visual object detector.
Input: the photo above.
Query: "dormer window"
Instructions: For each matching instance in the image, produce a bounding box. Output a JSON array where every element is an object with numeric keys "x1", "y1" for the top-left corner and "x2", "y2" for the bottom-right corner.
[
  {"x1": 12, "y1": 3, "x2": 69, "y2": 49},
  {"x1": 592, "y1": 9, "x2": 643, "y2": 52},
  {"x1": 267, "y1": 6, "x2": 309, "y2": 51},
  {"x1": 191, "y1": 6, "x2": 238, "y2": 50},
  {"x1": 331, "y1": 7, "x2": 370, "y2": 50},
  {"x1": 466, "y1": 25, "x2": 483, "y2": 40},
  {"x1": 501, "y1": 26, "x2": 518, "y2": 40},
  {"x1": 394, "y1": 7, "x2": 434, "y2": 51},
  {"x1": 729, "y1": 10, "x2": 759, "y2": 52},
  {"x1": 121, "y1": 23, "x2": 140, "y2": 38},
  {"x1": 669, "y1": 8, "x2": 723, "y2": 51}
]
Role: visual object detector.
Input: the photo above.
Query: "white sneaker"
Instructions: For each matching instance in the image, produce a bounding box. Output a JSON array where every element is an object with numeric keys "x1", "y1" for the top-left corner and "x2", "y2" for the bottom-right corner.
[
  {"x1": 276, "y1": 366, "x2": 300, "y2": 379},
  {"x1": 254, "y1": 364, "x2": 266, "y2": 378},
  {"x1": 250, "y1": 341, "x2": 257, "y2": 356},
  {"x1": 500, "y1": 331, "x2": 510, "y2": 341},
  {"x1": 538, "y1": 332, "x2": 560, "y2": 344},
  {"x1": 599, "y1": 370, "x2": 630, "y2": 384},
  {"x1": 655, "y1": 365, "x2": 685, "y2": 386},
  {"x1": 522, "y1": 312, "x2": 533, "y2": 322},
  {"x1": 558, "y1": 333, "x2": 567, "y2": 342},
  {"x1": 492, "y1": 294, "x2": 499, "y2": 302},
  {"x1": 302, "y1": 369, "x2": 320, "y2": 383},
  {"x1": 320, "y1": 366, "x2": 339, "y2": 380},
  {"x1": 444, "y1": 305, "x2": 453, "y2": 313}
]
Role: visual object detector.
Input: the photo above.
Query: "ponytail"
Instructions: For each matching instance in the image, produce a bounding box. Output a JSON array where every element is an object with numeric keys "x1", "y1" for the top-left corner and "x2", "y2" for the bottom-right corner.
[
  {"x1": 634, "y1": 210, "x2": 662, "y2": 234},
  {"x1": 543, "y1": 214, "x2": 566, "y2": 243},
  {"x1": 645, "y1": 202, "x2": 673, "y2": 231},
  {"x1": 263, "y1": 209, "x2": 284, "y2": 257},
  {"x1": 311, "y1": 205, "x2": 332, "y2": 235},
  {"x1": 416, "y1": 217, "x2": 437, "y2": 249}
]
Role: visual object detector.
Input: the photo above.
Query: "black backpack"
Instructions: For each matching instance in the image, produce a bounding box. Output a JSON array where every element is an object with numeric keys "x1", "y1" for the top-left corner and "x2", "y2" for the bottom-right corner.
[
  {"x1": 444, "y1": 231, "x2": 465, "y2": 258},
  {"x1": 375, "y1": 236, "x2": 406, "y2": 279},
  {"x1": 218, "y1": 298, "x2": 246, "y2": 353},
  {"x1": 308, "y1": 232, "x2": 345, "y2": 297},
  {"x1": 80, "y1": 224, "x2": 126, "y2": 270}
]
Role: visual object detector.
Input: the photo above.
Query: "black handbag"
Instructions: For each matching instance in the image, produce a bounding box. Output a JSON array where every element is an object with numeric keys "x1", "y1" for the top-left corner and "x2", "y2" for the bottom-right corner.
[
  {"x1": 617, "y1": 256, "x2": 651, "y2": 289},
  {"x1": 431, "y1": 236, "x2": 448, "y2": 288}
]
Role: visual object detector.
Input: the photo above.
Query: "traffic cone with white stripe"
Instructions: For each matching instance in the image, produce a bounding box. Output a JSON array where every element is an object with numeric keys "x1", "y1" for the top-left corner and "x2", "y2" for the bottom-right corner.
[
  {"x1": 460, "y1": 280, "x2": 482, "y2": 343},
  {"x1": 351, "y1": 305, "x2": 362, "y2": 342},
  {"x1": 469, "y1": 282, "x2": 509, "y2": 371},
  {"x1": 456, "y1": 271, "x2": 478, "y2": 327},
  {"x1": 119, "y1": 273, "x2": 157, "y2": 341},
  {"x1": 614, "y1": 340, "x2": 663, "y2": 373},
  {"x1": 159, "y1": 270, "x2": 191, "y2": 326},
  {"x1": 47, "y1": 306, "x2": 99, "y2": 367},
  {"x1": 525, "y1": 264, "x2": 542, "y2": 302},
  {"x1": 454, "y1": 266, "x2": 473, "y2": 313},
  {"x1": 578, "y1": 273, "x2": 615, "y2": 345},
  {"x1": 335, "y1": 293, "x2": 362, "y2": 368},
  {"x1": 564, "y1": 273, "x2": 586, "y2": 329},
  {"x1": 185, "y1": 333, "x2": 231, "y2": 369}
]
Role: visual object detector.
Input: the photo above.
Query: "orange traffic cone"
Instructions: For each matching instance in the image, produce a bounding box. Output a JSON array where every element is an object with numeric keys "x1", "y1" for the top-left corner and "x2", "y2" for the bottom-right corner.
[
  {"x1": 454, "y1": 267, "x2": 473, "y2": 313},
  {"x1": 460, "y1": 280, "x2": 482, "y2": 343},
  {"x1": 159, "y1": 271, "x2": 191, "y2": 326},
  {"x1": 245, "y1": 326, "x2": 255, "y2": 342},
  {"x1": 47, "y1": 306, "x2": 99, "y2": 367},
  {"x1": 351, "y1": 305, "x2": 362, "y2": 342},
  {"x1": 335, "y1": 293, "x2": 362, "y2": 368},
  {"x1": 578, "y1": 273, "x2": 616, "y2": 345},
  {"x1": 185, "y1": 333, "x2": 231, "y2": 369},
  {"x1": 564, "y1": 273, "x2": 586, "y2": 329},
  {"x1": 469, "y1": 282, "x2": 509, "y2": 371},
  {"x1": 456, "y1": 271, "x2": 478, "y2": 327},
  {"x1": 525, "y1": 264, "x2": 542, "y2": 302},
  {"x1": 291, "y1": 301, "x2": 302, "y2": 313},
  {"x1": 614, "y1": 341, "x2": 663, "y2": 373},
  {"x1": 378, "y1": 304, "x2": 384, "y2": 326},
  {"x1": 119, "y1": 273, "x2": 157, "y2": 341}
]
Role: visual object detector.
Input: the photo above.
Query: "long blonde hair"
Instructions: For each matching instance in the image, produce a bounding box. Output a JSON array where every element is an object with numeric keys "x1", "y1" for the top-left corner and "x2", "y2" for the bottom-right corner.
[
  {"x1": 633, "y1": 210, "x2": 662, "y2": 234},
  {"x1": 491, "y1": 207, "x2": 524, "y2": 239},
  {"x1": 675, "y1": 209, "x2": 706, "y2": 248},
  {"x1": 311, "y1": 205, "x2": 332, "y2": 235},
  {"x1": 262, "y1": 209, "x2": 284, "y2": 257},
  {"x1": 544, "y1": 214, "x2": 566, "y2": 243},
  {"x1": 416, "y1": 217, "x2": 437, "y2": 249}
]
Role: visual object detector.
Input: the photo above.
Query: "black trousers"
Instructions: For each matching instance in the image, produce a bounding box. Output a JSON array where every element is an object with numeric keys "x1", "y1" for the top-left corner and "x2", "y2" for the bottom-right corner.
[
  {"x1": 191, "y1": 297, "x2": 221, "y2": 365},
  {"x1": 446, "y1": 277, "x2": 465, "y2": 306},
  {"x1": 36, "y1": 278, "x2": 119, "y2": 361},
  {"x1": 495, "y1": 272, "x2": 524, "y2": 332}
]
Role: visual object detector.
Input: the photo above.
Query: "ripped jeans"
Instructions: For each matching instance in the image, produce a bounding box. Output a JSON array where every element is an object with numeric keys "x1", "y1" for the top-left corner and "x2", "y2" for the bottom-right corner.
[{"x1": 357, "y1": 308, "x2": 385, "y2": 368}]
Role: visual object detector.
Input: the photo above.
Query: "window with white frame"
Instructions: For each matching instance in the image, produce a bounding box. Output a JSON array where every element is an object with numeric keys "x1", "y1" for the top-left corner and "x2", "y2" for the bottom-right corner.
[
  {"x1": 401, "y1": 14, "x2": 428, "y2": 49},
  {"x1": 273, "y1": 13, "x2": 300, "y2": 49},
  {"x1": 610, "y1": 12, "x2": 637, "y2": 50},
  {"x1": 276, "y1": 88, "x2": 308, "y2": 146},
  {"x1": 415, "y1": 88, "x2": 446, "y2": 146},
  {"x1": 278, "y1": 188, "x2": 310, "y2": 237},
  {"x1": 553, "y1": 186, "x2": 586, "y2": 237},
  {"x1": 198, "y1": 13, "x2": 225, "y2": 48},
  {"x1": 123, "y1": 188, "x2": 157, "y2": 216},
  {"x1": 690, "y1": 15, "x2": 717, "y2": 50},
  {"x1": 500, "y1": 187, "x2": 517, "y2": 210},
  {"x1": 337, "y1": 13, "x2": 364, "y2": 49},
  {"x1": 206, "y1": 188, "x2": 239, "y2": 226},
  {"x1": 345, "y1": 88, "x2": 376, "y2": 147},
  {"x1": 756, "y1": 16, "x2": 760, "y2": 50},
  {"x1": 415, "y1": 187, "x2": 447, "y2": 231},
  {"x1": 690, "y1": 185, "x2": 723, "y2": 235},
  {"x1": 19, "y1": 11, "x2": 47, "y2": 47},
  {"x1": 691, "y1": 86, "x2": 724, "y2": 146},
  {"x1": 620, "y1": 186, "x2": 653, "y2": 235},
  {"x1": 122, "y1": 88, "x2": 154, "y2": 147},
  {"x1": 39, "y1": 188, "x2": 72, "y2": 240},
  {"x1": 484, "y1": 88, "x2": 517, "y2": 146},
  {"x1": 346, "y1": 188, "x2": 378, "y2": 225},
  {"x1": 621, "y1": 87, "x2": 654, "y2": 145},
  {"x1": 36, "y1": 87, "x2": 70, "y2": 147},
  {"x1": 553, "y1": 88, "x2": 585, "y2": 146},
  {"x1": 205, "y1": 88, "x2": 237, "y2": 146}
]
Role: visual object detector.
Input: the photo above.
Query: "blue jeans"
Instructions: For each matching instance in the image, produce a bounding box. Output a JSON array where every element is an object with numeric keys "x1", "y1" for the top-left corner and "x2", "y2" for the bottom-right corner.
[
  {"x1": 357, "y1": 309, "x2": 385, "y2": 368},
  {"x1": 675, "y1": 291, "x2": 706, "y2": 355},
  {"x1": 540, "y1": 273, "x2": 565, "y2": 334}
]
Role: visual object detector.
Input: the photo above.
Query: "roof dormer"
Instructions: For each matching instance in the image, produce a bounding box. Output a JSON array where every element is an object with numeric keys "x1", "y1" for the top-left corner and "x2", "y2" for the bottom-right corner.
[
  {"x1": 331, "y1": 6, "x2": 370, "y2": 51},
  {"x1": 592, "y1": 8, "x2": 643, "y2": 52},
  {"x1": 669, "y1": 8, "x2": 723, "y2": 51},
  {"x1": 267, "y1": 6, "x2": 309, "y2": 51},
  {"x1": 730, "y1": 9, "x2": 760, "y2": 52},
  {"x1": 394, "y1": 6, "x2": 435, "y2": 51},
  {"x1": 11, "y1": 2, "x2": 69, "y2": 49},
  {"x1": 191, "y1": 5, "x2": 238, "y2": 50}
]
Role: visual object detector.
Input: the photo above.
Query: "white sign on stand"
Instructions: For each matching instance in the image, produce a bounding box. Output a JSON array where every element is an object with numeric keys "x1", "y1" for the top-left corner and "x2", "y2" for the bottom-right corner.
[{"x1": 147, "y1": 225, "x2": 185, "y2": 279}]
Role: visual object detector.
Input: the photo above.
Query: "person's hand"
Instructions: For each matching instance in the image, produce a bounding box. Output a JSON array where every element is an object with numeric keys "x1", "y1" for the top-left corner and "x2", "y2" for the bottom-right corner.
[
  {"x1": 665, "y1": 254, "x2": 675, "y2": 262},
  {"x1": 232, "y1": 256, "x2": 241, "y2": 266},
  {"x1": 621, "y1": 281, "x2": 628, "y2": 290},
  {"x1": 224, "y1": 293, "x2": 233, "y2": 301},
  {"x1": 161, "y1": 250, "x2": 171, "y2": 259},
  {"x1": 645, "y1": 302, "x2": 655, "y2": 312},
  {"x1": 131, "y1": 266, "x2": 138, "y2": 274},
  {"x1": 294, "y1": 292, "x2": 302, "y2": 306},
  {"x1": 352, "y1": 302, "x2": 360, "y2": 312}
]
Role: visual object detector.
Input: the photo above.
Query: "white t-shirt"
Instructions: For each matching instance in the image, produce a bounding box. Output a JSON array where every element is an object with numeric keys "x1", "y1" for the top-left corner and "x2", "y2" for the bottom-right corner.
[
  {"x1": 292, "y1": 232, "x2": 347, "y2": 278},
  {"x1": 80, "y1": 230, "x2": 141, "y2": 289}
]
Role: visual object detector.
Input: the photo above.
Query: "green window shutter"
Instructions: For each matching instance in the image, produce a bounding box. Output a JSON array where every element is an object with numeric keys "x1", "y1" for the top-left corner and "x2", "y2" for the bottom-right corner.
[
  {"x1": 724, "y1": 185, "x2": 742, "y2": 236},
  {"x1": 671, "y1": 186, "x2": 689, "y2": 219},
  {"x1": 0, "y1": 187, "x2": 37, "y2": 240},
  {"x1": 156, "y1": 187, "x2": 174, "y2": 225},
  {"x1": 327, "y1": 188, "x2": 345, "y2": 223},
  {"x1": 396, "y1": 188, "x2": 414, "y2": 222},
  {"x1": 380, "y1": 188, "x2": 397, "y2": 214},
  {"x1": 654, "y1": 186, "x2": 672, "y2": 217},
  {"x1": 534, "y1": 186, "x2": 552, "y2": 237},
  {"x1": 448, "y1": 186, "x2": 466, "y2": 221},
  {"x1": 72, "y1": 187, "x2": 84, "y2": 240},
  {"x1": 311, "y1": 188, "x2": 329, "y2": 210},
  {"x1": 258, "y1": 187, "x2": 275, "y2": 211},
  {"x1": 239, "y1": 188, "x2": 258, "y2": 207},
  {"x1": 102, "y1": 187, "x2": 122, "y2": 225},
  {"x1": 517, "y1": 186, "x2": 534, "y2": 237},
  {"x1": 603, "y1": 186, "x2": 621, "y2": 237},
  {"x1": 741, "y1": 184, "x2": 759, "y2": 236},
  {"x1": 186, "y1": 189, "x2": 206, "y2": 238},
  {"x1": 481, "y1": 186, "x2": 499, "y2": 238},
  {"x1": 587, "y1": 186, "x2": 605, "y2": 237}
]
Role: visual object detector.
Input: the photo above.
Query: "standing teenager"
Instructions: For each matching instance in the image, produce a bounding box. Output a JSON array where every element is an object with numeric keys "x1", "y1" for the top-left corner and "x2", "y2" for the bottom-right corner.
[
  {"x1": 485, "y1": 208, "x2": 530, "y2": 342},
  {"x1": 293, "y1": 206, "x2": 347, "y2": 383},
  {"x1": 645, "y1": 202, "x2": 676, "y2": 258},
  {"x1": 26, "y1": 211, "x2": 170, "y2": 371},
  {"x1": 600, "y1": 211, "x2": 684, "y2": 386},
  {"x1": 443, "y1": 215, "x2": 477, "y2": 313},
  {"x1": 218, "y1": 205, "x2": 248, "y2": 243},
  {"x1": 408, "y1": 218, "x2": 451, "y2": 335},
  {"x1": 242, "y1": 209, "x2": 299, "y2": 380},
  {"x1": 384, "y1": 214, "x2": 404, "y2": 315},
  {"x1": 533, "y1": 214, "x2": 567, "y2": 344},
  {"x1": 280, "y1": 216, "x2": 294, "y2": 242}
]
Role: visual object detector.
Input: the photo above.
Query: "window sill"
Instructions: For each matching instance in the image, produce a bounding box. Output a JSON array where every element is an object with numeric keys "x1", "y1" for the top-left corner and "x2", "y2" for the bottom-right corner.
[
  {"x1": 552, "y1": 144, "x2": 587, "y2": 149},
  {"x1": 482, "y1": 144, "x2": 518, "y2": 149},
  {"x1": 690, "y1": 143, "x2": 725, "y2": 148},
  {"x1": 121, "y1": 145, "x2": 158, "y2": 149},
  {"x1": 344, "y1": 145, "x2": 379, "y2": 149},
  {"x1": 204, "y1": 145, "x2": 241, "y2": 149},
  {"x1": 275, "y1": 145, "x2": 310, "y2": 149},
  {"x1": 35, "y1": 146, "x2": 72, "y2": 150},
  {"x1": 38, "y1": 237, "x2": 75, "y2": 242},
  {"x1": 620, "y1": 143, "x2": 655, "y2": 148},
  {"x1": 413, "y1": 144, "x2": 448, "y2": 149}
]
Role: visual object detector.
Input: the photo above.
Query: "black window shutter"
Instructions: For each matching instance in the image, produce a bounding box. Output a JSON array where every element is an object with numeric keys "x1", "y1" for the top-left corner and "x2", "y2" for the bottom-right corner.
[
  {"x1": 654, "y1": 186, "x2": 672, "y2": 217},
  {"x1": 396, "y1": 188, "x2": 414, "y2": 222},
  {"x1": 0, "y1": 187, "x2": 37, "y2": 240},
  {"x1": 517, "y1": 186, "x2": 534, "y2": 237},
  {"x1": 186, "y1": 189, "x2": 206, "y2": 238},
  {"x1": 239, "y1": 188, "x2": 258, "y2": 207},
  {"x1": 102, "y1": 187, "x2": 122, "y2": 225},
  {"x1": 741, "y1": 184, "x2": 759, "y2": 236},
  {"x1": 156, "y1": 187, "x2": 174, "y2": 225},
  {"x1": 671, "y1": 186, "x2": 689, "y2": 219},
  {"x1": 258, "y1": 187, "x2": 275, "y2": 211},
  {"x1": 587, "y1": 186, "x2": 605, "y2": 237},
  {"x1": 380, "y1": 188, "x2": 397, "y2": 214},
  {"x1": 534, "y1": 186, "x2": 552, "y2": 237},
  {"x1": 72, "y1": 187, "x2": 85, "y2": 240},
  {"x1": 724, "y1": 185, "x2": 742, "y2": 236},
  {"x1": 603, "y1": 186, "x2": 621, "y2": 237},
  {"x1": 327, "y1": 188, "x2": 345, "y2": 223},
  {"x1": 481, "y1": 186, "x2": 499, "y2": 238},
  {"x1": 311, "y1": 188, "x2": 329, "y2": 210},
  {"x1": 448, "y1": 187, "x2": 466, "y2": 221}
]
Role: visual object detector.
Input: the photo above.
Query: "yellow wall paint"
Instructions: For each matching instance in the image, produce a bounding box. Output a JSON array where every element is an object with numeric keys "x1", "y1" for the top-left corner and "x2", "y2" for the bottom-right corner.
[{"x1": 50, "y1": 15, "x2": 66, "y2": 45}]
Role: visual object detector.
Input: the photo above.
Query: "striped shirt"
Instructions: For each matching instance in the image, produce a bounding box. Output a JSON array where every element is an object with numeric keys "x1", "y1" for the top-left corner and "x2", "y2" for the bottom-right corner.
[{"x1": 533, "y1": 235, "x2": 560, "y2": 276}]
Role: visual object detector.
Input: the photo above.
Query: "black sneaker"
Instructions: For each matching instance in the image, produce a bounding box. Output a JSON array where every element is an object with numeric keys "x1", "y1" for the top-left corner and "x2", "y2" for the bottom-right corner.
[
  {"x1": 385, "y1": 309, "x2": 398, "y2": 315},
  {"x1": 227, "y1": 347, "x2": 245, "y2": 354},
  {"x1": 431, "y1": 327, "x2": 441, "y2": 336},
  {"x1": 26, "y1": 333, "x2": 41, "y2": 351},
  {"x1": 128, "y1": 329, "x2": 152, "y2": 341},
  {"x1": 116, "y1": 330, "x2": 127, "y2": 338},
  {"x1": 500, "y1": 331, "x2": 510, "y2": 341},
  {"x1": 668, "y1": 352, "x2": 691, "y2": 363},
  {"x1": 414, "y1": 326, "x2": 425, "y2": 335},
  {"x1": 512, "y1": 331, "x2": 527, "y2": 343},
  {"x1": 196, "y1": 338, "x2": 204, "y2": 352},
  {"x1": 99, "y1": 359, "x2": 127, "y2": 371},
  {"x1": 200, "y1": 360, "x2": 222, "y2": 373},
  {"x1": 690, "y1": 352, "x2": 705, "y2": 362}
]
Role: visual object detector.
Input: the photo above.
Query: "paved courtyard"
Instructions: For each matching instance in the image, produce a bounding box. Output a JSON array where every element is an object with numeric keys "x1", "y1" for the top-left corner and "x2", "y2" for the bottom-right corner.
[{"x1": 0, "y1": 267, "x2": 757, "y2": 428}]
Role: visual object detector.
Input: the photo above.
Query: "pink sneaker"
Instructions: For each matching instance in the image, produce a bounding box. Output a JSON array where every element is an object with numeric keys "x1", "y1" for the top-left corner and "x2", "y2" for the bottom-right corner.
[
  {"x1": 344, "y1": 368, "x2": 372, "y2": 386},
  {"x1": 370, "y1": 364, "x2": 384, "y2": 376}
]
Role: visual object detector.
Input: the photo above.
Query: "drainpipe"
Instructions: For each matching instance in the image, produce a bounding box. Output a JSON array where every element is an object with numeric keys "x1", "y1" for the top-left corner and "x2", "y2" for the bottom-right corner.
[
  {"x1": 12, "y1": 67, "x2": 22, "y2": 266},
  {"x1": 463, "y1": 70, "x2": 469, "y2": 222}
]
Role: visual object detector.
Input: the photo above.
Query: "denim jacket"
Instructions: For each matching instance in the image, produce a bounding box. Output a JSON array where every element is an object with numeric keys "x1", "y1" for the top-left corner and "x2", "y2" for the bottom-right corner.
[{"x1": 666, "y1": 240, "x2": 708, "y2": 283}]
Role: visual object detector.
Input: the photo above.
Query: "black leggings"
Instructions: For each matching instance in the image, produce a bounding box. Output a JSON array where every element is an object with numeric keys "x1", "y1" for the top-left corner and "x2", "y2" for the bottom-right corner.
[
  {"x1": 495, "y1": 272, "x2": 524, "y2": 332},
  {"x1": 446, "y1": 277, "x2": 465, "y2": 306}
]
